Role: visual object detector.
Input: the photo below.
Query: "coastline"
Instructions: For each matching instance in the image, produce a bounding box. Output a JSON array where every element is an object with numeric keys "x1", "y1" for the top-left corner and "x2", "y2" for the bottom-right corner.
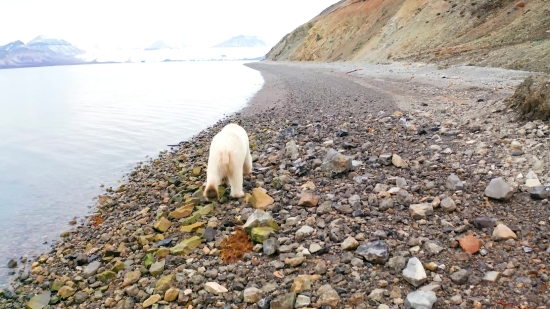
[{"x1": 2, "y1": 60, "x2": 549, "y2": 308}]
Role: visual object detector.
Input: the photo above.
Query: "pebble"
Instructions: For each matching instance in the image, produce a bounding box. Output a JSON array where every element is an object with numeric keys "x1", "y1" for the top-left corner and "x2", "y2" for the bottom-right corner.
[{"x1": 402, "y1": 257, "x2": 427, "y2": 287}]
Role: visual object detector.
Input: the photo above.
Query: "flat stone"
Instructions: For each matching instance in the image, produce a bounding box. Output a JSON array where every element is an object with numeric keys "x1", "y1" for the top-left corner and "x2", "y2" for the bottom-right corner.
[
  {"x1": 97, "y1": 270, "x2": 116, "y2": 283},
  {"x1": 164, "y1": 288, "x2": 179, "y2": 302},
  {"x1": 368, "y1": 288, "x2": 386, "y2": 302},
  {"x1": 298, "y1": 192, "x2": 319, "y2": 207},
  {"x1": 404, "y1": 291, "x2": 436, "y2": 309},
  {"x1": 249, "y1": 188, "x2": 275, "y2": 210},
  {"x1": 484, "y1": 177, "x2": 514, "y2": 200},
  {"x1": 149, "y1": 259, "x2": 165, "y2": 277},
  {"x1": 459, "y1": 235, "x2": 482, "y2": 254},
  {"x1": 270, "y1": 292, "x2": 296, "y2": 309},
  {"x1": 153, "y1": 217, "x2": 172, "y2": 233},
  {"x1": 143, "y1": 294, "x2": 161, "y2": 308},
  {"x1": 296, "y1": 225, "x2": 314, "y2": 239},
  {"x1": 482, "y1": 271, "x2": 501, "y2": 283},
  {"x1": 409, "y1": 203, "x2": 433, "y2": 219},
  {"x1": 341, "y1": 236, "x2": 359, "y2": 250},
  {"x1": 315, "y1": 284, "x2": 340, "y2": 308},
  {"x1": 122, "y1": 270, "x2": 141, "y2": 287},
  {"x1": 83, "y1": 261, "x2": 101, "y2": 276},
  {"x1": 26, "y1": 291, "x2": 51, "y2": 309},
  {"x1": 180, "y1": 221, "x2": 206, "y2": 233},
  {"x1": 419, "y1": 284, "x2": 441, "y2": 293},
  {"x1": 492, "y1": 224, "x2": 517, "y2": 241},
  {"x1": 392, "y1": 154, "x2": 408, "y2": 168},
  {"x1": 204, "y1": 282, "x2": 228, "y2": 295},
  {"x1": 472, "y1": 217, "x2": 496, "y2": 229},
  {"x1": 423, "y1": 242, "x2": 445, "y2": 255},
  {"x1": 57, "y1": 286, "x2": 75, "y2": 299},
  {"x1": 154, "y1": 274, "x2": 175, "y2": 294},
  {"x1": 243, "y1": 287, "x2": 263, "y2": 303},
  {"x1": 295, "y1": 295, "x2": 311, "y2": 308},
  {"x1": 356, "y1": 240, "x2": 389, "y2": 264},
  {"x1": 170, "y1": 236, "x2": 201, "y2": 255},
  {"x1": 168, "y1": 203, "x2": 194, "y2": 219},
  {"x1": 285, "y1": 256, "x2": 305, "y2": 267},
  {"x1": 402, "y1": 257, "x2": 427, "y2": 287}
]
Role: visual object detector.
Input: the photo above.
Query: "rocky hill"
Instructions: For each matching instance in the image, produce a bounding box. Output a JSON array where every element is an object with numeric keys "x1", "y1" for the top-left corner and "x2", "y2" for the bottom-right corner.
[
  {"x1": 266, "y1": 0, "x2": 550, "y2": 73},
  {"x1": 0, "y1": 36, "x2": 85, "y2": 69},
  {"x1": 214, "y1": 35, "x2": 268, "y2": 48}
]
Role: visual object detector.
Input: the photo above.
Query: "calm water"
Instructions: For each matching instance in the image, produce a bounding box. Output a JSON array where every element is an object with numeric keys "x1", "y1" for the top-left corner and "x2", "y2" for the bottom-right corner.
[{"x1": 0, "y1": 61, "x2": 263, "y2": 285}]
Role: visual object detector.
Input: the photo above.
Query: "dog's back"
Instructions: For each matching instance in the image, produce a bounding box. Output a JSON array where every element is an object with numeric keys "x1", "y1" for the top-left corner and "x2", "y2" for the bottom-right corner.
[{"x1": 204, "y1": 123, "x2": 250, "y2": 199}]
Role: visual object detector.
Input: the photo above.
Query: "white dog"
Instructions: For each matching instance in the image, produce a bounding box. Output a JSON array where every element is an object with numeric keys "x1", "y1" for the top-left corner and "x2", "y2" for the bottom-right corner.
[{"x1": 204, "y1": 123, "x2": 253, "y2": 200}]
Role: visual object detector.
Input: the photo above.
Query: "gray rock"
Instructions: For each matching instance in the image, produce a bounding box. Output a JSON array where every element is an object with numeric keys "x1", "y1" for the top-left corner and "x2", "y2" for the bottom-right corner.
[
  {"x1": 314, "y1": 261, "x2": 327, "y2": 275},
  {"x1": 409, "y1": 203, "x2": 433, "y2": 219},
  {"x1": 149, "y1": 259, "x2": 165, "y2": 276},
  {"x1": 387, "y1": 256, "x2": 407, "y2": 271},
  {"x1": 270, "y1": 292, "x2": 296, "y2": 309},
  {"x1": 317, "y1": 201, "x2": 332, "y2": 214},
  {"x1": 450, "y1": 269, "x2": 470, "y2": 285},
  {"x1": 378, "y1": 154, "x2": 392, "y2": 166},
  {"x1": 402, "y1": 257, "x2": 427, "y2": 287},
  {"x1": 321, "y1": 148, "x2": 353, "y2": 176},
  {"x1": 296, "y1": 226, "x2": 314, "y2": 240},
  {"x1": 83, "y1": 261, "x2": 101, "y2": 276},
  {"x1": 423, "y1": 242, "x2": 445, "y2": 255},
  {"x1": 404, "y1": 291, "x2": 437, "y2": 309},
  {"x1": 263, "y1": 238, "x2": 279, "y2": 256},
  {"x1": 243, "y1": 210, "x2": 279, "y2": 234},
  {"x1": 396, "y1": 177, "x2": 408, "y2": 188},
  {"x1": 26, "y1": 291, "x2": 51, "y2": 309},
  {"x1": 295, "y1": 295, "x2": 311, "y2": 308},
  {"x1": 379, "y1": 198, "x2": 394, "y2": 210},
  {"x1": 368, "y1": 289, "x2": 386, "y2": 302},
  {"x1": 440, "y1": 197, "x2": 456, "y2": 212},
  {"x1": 446, "y1": 174, "x2": 464, "y2": 191},
  {"x1": 484, "y1": 177, "x2": 513, "y2": 200},
  {"x1": 7, "y1": 259, "x2": 17, "y2": 269},
  {"x1": 348, "y1": 195, "x2": 361, "y2": 208},
  {"x1": 356, "y1": 240, "x2": 389, "y2": 264},
  {"x1": 285, "y1": 140, "x2": 299, "y2": 160},
  {"x1": 396, "y1": 189, "x2": 412, "y2": 205},
  {"x1": 530, "y1": 186, "x2": 549, "y2": 200},
  {"x1": 472, "y1": 217, "x2": 496, "y2": 229},
  {"x1": 243, "y1": 287, "x2": 263, "y2": 303}
]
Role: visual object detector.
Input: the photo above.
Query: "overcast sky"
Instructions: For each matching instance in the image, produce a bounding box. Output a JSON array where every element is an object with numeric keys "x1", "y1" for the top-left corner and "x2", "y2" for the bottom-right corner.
[{"x1": 0, "y1": 0, "x2": 339, "y2": 49}]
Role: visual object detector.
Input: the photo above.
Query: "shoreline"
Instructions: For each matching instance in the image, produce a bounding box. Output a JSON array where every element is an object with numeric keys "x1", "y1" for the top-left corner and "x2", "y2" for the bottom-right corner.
[{"x1": 3, "y1": 60, "x2": 550, "y2": 308}]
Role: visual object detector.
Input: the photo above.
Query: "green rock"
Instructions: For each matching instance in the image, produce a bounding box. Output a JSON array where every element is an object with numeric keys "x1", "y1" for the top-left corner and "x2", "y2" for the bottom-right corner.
[
  {"x1": 251, "y1": 227, "x2": 275, "y2": 243},
  {"x1": 51, "y1": 280, "x2": 63, "y2": 292},
  {"x1": 195, "y1": 204, "x2": 214, "y2": 216},
  {"x1": 26, "y1": 291, "x2": 51, "y2": 309},
  {"x1": 270, "y1": 292, "x2": 296, "y2": 309},
  {"x1": 97, "y1": 270, "x2": 116, "y2": 283},
  {"x1": 169, "y1": 194, "x2": 183, "y2": 204},
  {"x1": 49, "y1": 296, "x2": 59, "y2": 305},
  {"x1": 181, "y1": 212, "x2": 201, "y2": 226},
  {"x1": 111, "y1": 261, "x2": 125, "y2": 273},
  {"x1": 57, "y1": 286, "x2": 75, "y2": 299},
  {"x1": 243, "y1": 210, "x2": 280, "y2": 234},
  {"x1": 144, "y1": 253, "x2": 155, "y2": 268},
  {"x1": 149, "y1": 260, "x2": 165, "y2": 277},
  {"x1": 153, "y1": 274, "x2": 175, "y2": 294},
  {"x1": 191, "y1": 166, "x2": 202, "y2": 177},
  {"x1": 196, "y1": 228, "x2": 205, "y2": 237},
  {"x1": 169, "y1": 236, "x2": 202, "y2": 256},
  {"x1": 218, "y1": 186, "x2": 226, "y2": 198}
]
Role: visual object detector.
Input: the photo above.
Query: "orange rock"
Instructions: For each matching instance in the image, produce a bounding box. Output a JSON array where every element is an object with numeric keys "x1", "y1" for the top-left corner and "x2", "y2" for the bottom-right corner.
[
  {"x1": 459, "y1": 235, "x2": 482, "y2": 254},
  {"x1": 516, "y1": 1, "x2": 525, "y2": 8},
  {"x1": 298, "y1": 192, "x2": 319, "y2": 207}
]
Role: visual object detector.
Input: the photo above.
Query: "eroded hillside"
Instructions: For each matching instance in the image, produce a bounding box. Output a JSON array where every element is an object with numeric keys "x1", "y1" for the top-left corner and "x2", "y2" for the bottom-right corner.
[{"x1": 266, "y1": 0, "x2": 550, "y2": 73}]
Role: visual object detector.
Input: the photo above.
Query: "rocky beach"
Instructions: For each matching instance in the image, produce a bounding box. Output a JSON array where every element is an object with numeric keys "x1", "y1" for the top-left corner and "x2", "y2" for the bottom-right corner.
[{"x1": 2, "y1": 60, "x2": 550, "y2": 309}]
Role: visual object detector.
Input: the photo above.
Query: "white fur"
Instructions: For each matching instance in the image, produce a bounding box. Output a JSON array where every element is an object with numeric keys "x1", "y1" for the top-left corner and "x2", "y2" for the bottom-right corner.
[{"x1": 204, "y1": 123, "x2": 252, "y2": 200}]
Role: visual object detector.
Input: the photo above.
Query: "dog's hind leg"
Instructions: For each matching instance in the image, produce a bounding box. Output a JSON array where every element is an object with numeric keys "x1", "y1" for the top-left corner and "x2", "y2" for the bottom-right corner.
[
  {"x1": 243, "y1": 148, "x2": 253, "y2": 175},
  {"x1": 228, "y1": 165, "x2": 245, "y2": 198}
]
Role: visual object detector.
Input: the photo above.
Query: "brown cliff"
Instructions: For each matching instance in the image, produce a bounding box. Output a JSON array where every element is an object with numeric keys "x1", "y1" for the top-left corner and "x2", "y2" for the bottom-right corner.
[{"x1": 266, "y1": 0, "x2": 550, "y2": 73}]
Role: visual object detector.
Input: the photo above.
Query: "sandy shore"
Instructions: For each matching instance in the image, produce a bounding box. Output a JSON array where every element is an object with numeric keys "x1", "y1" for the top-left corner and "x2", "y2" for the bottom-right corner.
[{"x1": 3, "y1": 60, "x2": 550, "y2": 309}]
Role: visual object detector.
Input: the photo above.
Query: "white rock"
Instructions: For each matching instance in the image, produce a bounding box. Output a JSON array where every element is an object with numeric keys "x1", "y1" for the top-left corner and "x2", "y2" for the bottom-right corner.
[{"x1": 402, "y1": 257, "x2": 427, "y2": 287}]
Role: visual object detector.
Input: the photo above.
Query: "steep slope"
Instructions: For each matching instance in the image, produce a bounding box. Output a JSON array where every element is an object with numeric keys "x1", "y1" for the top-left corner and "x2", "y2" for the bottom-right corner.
[
  {"x1": 266, "y1": 0, "x2": 550, "y2": 73},
  {"x1": 214, "y1": 35, "x2": 268, "y2": 48}
]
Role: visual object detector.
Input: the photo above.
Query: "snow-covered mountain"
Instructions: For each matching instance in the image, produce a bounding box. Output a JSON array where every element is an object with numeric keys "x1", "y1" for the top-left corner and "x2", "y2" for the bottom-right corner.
[
  {"x1": 144, "y1": 40, "x2": 173, "y2": 51},
  {"x1": 0, "y1": 36, "x2": 85, "y2": 69},
  {"x1": 213, "y1": 35, "x2": 268, "y2": 48}
]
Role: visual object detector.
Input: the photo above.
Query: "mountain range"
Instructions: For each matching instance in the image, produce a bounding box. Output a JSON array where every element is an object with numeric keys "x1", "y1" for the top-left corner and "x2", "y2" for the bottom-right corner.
[{"x1": 0, "y1": 35, "x2": 269, "y2": 69}]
